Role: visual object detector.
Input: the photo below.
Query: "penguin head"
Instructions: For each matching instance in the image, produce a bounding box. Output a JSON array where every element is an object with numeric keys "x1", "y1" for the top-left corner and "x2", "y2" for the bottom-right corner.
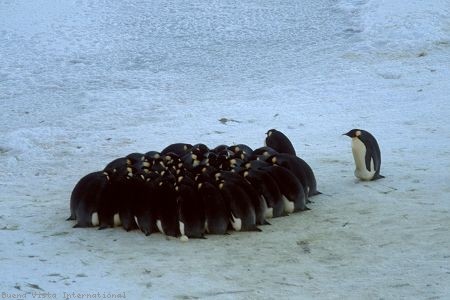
[
  {"x1": 266, "y1": 129, "x2": 276, "y2": 136},
  {"x1": 145, "y1": 151, "x2": 161, "y2": 159},
  {"x1": 125, "y1": 153, "x2": 145, "y2": 165},
  {"x1": 192, "y1": 143, "x2": 209, "y2": 157},
  {"x1": 344, "y1": 129, "x2": 363, "y2": 139}
]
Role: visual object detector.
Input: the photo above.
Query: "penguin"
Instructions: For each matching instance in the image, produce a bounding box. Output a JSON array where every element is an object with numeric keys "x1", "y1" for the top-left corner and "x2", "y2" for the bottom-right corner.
[
  {"x1": 145, "y1": 151, "x2": 161, "y2": 160},
  {"x1": 197, "y1": 181, "x2": 229, "y2": 235},
  {"x1": 245, "y1": 160, "x2": 308, "y2": 213},
  {"x1": 130, "y1": 171, "x2": 159, "y2": 236},
  {"x1": 161, "y1": 143, "x2": 193, "y2": 157},
  {"x1": 180, "y1": 152, "x2": 201, "y2": 171},
  {"x1": 69, "y1": 171, "x2": 111, "y2": 228},
  {"x1": 344, "y1": 129, "x2": 384, "y2": 181},
  {"x1": 228, "y1": 144, "x2": 253, "y2": 157},
  {"x1": 154, "y1": 177, "x2": 180, "y2": 237},
  {"x1": 251, "y1": 146, "x2": 279, "y2": 160},
  {"x1": 241, "y1": 168, "x2": 285, "y2": 218},
  {"x1": 104, "y1": 157, "x2": 128, "y2": 173},
  {"x1": 125, "y1": 152, "x2": 145, "y2": 165},
  {"x1": 268, "y1": 153, "x2": 321, "y2": 197},
  {"x1": 106, "y1": 165, "x2": 139, "y2": 231},
  {"x1": 216, "y1": 171, "x2": 268, "y2": 226},
  {"x1": 212, "y1": 144, "x2": 229, "y2": 154},
  {"x1": 265, "y1": 129, "x2": 296, "y2": 156},
  {"x1": 205, "y1": 152, "x2": 221, "y2": 169},
  {"x1": 217, "y1": 179, "x2": 260, "y2": 232},
  {"x1": 176, "y1": 184, "x2": 206, "y2": 240},
  {"x1": 192, "y1": 143, "x2": 210, "y2": 158}
]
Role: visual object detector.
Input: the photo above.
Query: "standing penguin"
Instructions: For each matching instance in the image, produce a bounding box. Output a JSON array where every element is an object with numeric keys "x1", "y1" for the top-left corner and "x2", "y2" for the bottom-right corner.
[
  {"x1": 344, "y1": 129, "x2": 384, "y2": 181},
  {"x1": 68, "y1": 171, "x2": 111, "y2": 228},
  {"x1": 197, "y1": 181, "x2": 230, "y2": 235},
  {"x1": 176, "y1": 183, "x2": 206, "y2": 240}
]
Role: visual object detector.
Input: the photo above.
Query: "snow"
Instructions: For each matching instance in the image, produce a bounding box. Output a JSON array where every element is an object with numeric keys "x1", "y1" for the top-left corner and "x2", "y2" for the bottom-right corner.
[{"x1": 1, "y1": 0, "x2": 450, "y2": 299}]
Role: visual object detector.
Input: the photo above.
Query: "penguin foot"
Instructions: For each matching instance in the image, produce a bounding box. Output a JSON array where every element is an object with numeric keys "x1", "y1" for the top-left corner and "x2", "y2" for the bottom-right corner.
[
  {"x1": 98, "y1": 224, "x2": 112, "y2": 230},
  {"x1": 372, "y1": 174, "x2": 385, "y2": 180},
  {"x1": 246, "y1": 227, "x2": 262, "y2": 232}
]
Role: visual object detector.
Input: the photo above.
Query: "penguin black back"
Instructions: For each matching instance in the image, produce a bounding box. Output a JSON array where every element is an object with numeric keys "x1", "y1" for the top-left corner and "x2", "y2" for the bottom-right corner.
[
  {"x1": 269, "y1": 153, "x2": 320, "y2": 197},
  {"x1": 161, "y1": 143, "x2": 193, "y2": 157},
  {"x1": 197, "y1": 181, "x2": 229, "y2": 234},
  {"x1": 265, "y1": 129, "x2": 296, "y2": 156},
  {"x1": 69, "y1": 171, "x2": 111, "y2": 228},
  {"x1": 176, "y1": 184, "x2": 205, "y2": 239}
]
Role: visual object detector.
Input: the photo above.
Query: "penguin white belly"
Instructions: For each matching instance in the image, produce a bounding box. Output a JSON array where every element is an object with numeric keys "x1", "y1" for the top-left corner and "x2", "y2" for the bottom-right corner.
[
  {"x1": 156, "y1": 219, "x2": 164, "y2": 234},
  {"x1": 230, "y1": 212, "x2": 242, "y2": 231},
  {"x1": 179, "y1": 221, "x2": 189, "y2": 241},
  {"x1": 113, "y1": 213, "x2": 121, "y2": 227},
  {"x1": 204, "y1": 220, "x2": 209, "y2": 233},
  {"x1": 179, "y1": 221, "x2": 185, "y2": 236},
  {"x1": 91, "y1": 212, "x2": 99, "y2": 226},
  {"x1": 260, "y1": 196, "x2": 273, "y2": 219},
  {"x1": 134, "y1": 216, "x2": 141, "y2": 230},
  {"x1": 352, "y1": 138, "x2": 376, "y2": 180},
  {"x1": 282, "y1": 195, "x2": 294, "y2": 214}
]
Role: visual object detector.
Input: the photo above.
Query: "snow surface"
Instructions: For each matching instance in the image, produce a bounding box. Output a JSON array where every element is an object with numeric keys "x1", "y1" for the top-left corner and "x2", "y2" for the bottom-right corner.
[{"x1": 1, "y1": 0, "x2": 449, "y2": 299}]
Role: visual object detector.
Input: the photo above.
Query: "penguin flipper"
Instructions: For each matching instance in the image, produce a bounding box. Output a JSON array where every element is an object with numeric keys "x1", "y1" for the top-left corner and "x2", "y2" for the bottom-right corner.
[{"x1": 365, "y1": 146, "x2": 374, "y2": 172}]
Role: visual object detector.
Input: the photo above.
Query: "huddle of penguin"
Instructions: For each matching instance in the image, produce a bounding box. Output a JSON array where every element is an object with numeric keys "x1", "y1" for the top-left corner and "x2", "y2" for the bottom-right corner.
[
  {"x1": 68, "y1": 129, "x2": 322, "y2": 241},
  {"x1": 68, "y1": 128, "x2": 383, "y2": 241}
]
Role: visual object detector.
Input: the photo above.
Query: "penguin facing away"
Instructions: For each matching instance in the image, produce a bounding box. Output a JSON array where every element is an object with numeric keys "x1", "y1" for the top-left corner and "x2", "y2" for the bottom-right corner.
[
  {"x1": 265, "y1": 129, "x2": 296, "y2": 156},
  {"x1": 68, "y1": 171, "x2": 110, "y2": 228},
  {"x1": 344, "y1": 129, "x2": 384, "y2": 181},
  {"x1": 197, "y1": 181, "x2": 229, "y2": 235}
]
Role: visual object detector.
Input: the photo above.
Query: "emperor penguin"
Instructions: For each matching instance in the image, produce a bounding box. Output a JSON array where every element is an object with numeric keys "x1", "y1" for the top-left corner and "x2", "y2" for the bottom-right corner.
[
  {"x1": 265, "y1": 129, "x2": 296, "y2": 156},
  {"x1": 344, "y1": 129, "x2": 384, "y2": 181}
]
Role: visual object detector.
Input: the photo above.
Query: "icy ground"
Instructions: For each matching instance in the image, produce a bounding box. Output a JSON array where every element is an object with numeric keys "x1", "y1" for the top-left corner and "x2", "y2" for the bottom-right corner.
[{"x1": 1, "y1": 0, "x2": 449, "y2": 299}]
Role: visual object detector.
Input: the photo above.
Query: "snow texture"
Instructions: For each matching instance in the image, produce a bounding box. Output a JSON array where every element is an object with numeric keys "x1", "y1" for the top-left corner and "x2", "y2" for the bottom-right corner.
[{"x1": 1, "y1": 0, "x2": 449, "y2": 299}]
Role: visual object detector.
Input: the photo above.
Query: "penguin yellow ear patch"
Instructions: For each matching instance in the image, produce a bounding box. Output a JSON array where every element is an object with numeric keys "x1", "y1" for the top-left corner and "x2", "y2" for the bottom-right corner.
[{"x1": 356, "y1": 130, "x2": 361, "y2": 137}]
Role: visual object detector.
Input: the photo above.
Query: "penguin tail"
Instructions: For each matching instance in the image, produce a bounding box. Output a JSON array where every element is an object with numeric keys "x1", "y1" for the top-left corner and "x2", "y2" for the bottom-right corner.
[
  {"x1": 311, "y1": 190, "x2": 322, "y2": 196},
  {"x1": 66, "y1": 215, "x2": 76, "y2": 221}
]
